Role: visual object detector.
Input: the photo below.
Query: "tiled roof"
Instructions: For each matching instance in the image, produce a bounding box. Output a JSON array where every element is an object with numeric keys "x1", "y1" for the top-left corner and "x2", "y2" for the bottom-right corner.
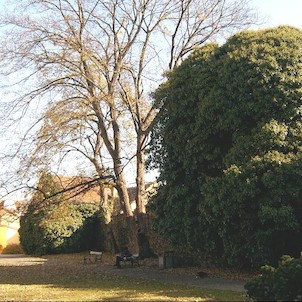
[{"x1": 54, "y1": 176, "x2": 103, "y2": 203}]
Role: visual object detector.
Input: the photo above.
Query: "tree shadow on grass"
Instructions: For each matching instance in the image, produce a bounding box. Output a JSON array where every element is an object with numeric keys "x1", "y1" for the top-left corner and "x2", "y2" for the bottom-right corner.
[{"x1": 0, "y1": 255, "x2": 246, "y2": 301}]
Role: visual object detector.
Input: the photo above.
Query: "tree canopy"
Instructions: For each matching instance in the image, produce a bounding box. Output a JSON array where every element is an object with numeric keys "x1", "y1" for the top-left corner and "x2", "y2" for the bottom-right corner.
[
  {"x1": 0, "y1": 0, "x2": 256, "y2": 220},
  {"x1": 150, "y1": 26, "x2": 302, "y2": 267}
]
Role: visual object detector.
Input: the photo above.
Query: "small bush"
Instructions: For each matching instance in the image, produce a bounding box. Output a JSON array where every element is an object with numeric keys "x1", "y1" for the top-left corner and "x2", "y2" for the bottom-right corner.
[
  {"x1": 245, "y1": 254, "x2": 302, "y2": 301},
  {"x1": 2, "y1": 244, "x2": 24, "y2": 254}
]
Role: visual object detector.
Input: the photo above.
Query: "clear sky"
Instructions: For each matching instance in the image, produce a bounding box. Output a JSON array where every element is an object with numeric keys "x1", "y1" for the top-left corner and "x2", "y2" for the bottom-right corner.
[
  {"x1": 0, "y1": 0, "x2": 301, "y2": 28},
  {"x1": 251, "y1": 0, "x2": 302, "y2": 29},
  {"x1": 1, "y1": 0, "x2": 301, "y2": 29}
]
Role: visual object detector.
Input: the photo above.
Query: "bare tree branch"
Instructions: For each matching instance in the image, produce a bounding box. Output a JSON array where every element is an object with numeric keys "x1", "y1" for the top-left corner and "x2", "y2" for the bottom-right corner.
[{"x1": 0, "y1": 0, "x2": 257, "y2": 219}]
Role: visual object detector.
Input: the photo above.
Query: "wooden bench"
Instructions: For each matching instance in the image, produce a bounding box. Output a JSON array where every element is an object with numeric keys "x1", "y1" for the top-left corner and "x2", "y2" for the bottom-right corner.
[
  {"x1": 121, "y1": 254, "x2": 140, "y2": 267},
  {"x1": 83, "y1": 251, "x2": 103, "y2": 264}
]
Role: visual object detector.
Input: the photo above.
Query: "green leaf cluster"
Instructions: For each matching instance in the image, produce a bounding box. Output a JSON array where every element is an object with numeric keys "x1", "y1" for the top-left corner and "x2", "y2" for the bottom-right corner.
[
  {"x1": 150, "y1": 26, "x2": 302, "y2": 267},
  {"x1": 245, "y1": 254, "x2": 302, "y2": 301},
  {"x1": 19, "y1": 173, "x2": 103, "y2": 255}
]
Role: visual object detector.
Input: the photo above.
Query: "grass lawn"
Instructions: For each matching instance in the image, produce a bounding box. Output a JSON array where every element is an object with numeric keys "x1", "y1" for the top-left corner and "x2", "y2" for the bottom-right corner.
[{"x1": 0, "y1": 253, "x2": 248, "y2": 301}]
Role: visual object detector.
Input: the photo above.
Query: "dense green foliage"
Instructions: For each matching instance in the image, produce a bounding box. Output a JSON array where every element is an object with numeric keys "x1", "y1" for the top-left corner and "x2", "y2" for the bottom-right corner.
[
  {"x1": 245, "y1": 254, "x2": 302, "y2": 301},
  {"x1": 150, "y1": 26, "x2": 302, "y2": 267},
  {"x1": 19, "y1": 173, "x2": 103, "y2": 255}
]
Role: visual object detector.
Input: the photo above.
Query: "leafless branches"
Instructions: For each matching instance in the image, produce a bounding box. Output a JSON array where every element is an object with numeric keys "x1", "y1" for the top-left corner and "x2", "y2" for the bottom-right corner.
[{"x1": 0, "y1": 0, "x2": 257, "y2": 216}]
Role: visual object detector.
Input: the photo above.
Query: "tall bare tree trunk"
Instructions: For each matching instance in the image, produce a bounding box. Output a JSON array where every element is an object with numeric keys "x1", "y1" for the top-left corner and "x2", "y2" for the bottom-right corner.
[
  {"x1": 136, "y1": 132, "x2": 153, "y2": 259},
  {"x1": 115, "y1": 164, "x2": 133, "y2": 216},
  {"x1": 111, "y1": 105, "x2": 133, "y2": 217},
  {"x1": 136, "y1": 132, "x2": 146, "y2": 214}
]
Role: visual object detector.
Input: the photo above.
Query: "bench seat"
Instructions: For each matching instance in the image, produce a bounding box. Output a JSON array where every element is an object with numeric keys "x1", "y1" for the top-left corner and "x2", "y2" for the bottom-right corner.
[
  {"x1": 121, "y1": 254, "x2": 140, "y2": 266},
  {"x1": 83, "y1": 251, "x2": 102, "y2": 264}
]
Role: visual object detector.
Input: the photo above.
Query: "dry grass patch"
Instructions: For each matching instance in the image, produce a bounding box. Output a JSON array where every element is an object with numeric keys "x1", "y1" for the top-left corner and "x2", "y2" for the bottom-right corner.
[{"x1": 0, "y1": 253, "x2": 247, "y2": 301}]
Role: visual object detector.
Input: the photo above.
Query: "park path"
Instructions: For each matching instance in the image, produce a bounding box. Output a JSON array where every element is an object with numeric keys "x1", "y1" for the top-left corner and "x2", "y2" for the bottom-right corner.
[
  {"x1": 0, "y1": 254, "x2": 246, "y2": 292},
  {"x1": 100, "y1": 263, "x2": 246, "y2": 292}
]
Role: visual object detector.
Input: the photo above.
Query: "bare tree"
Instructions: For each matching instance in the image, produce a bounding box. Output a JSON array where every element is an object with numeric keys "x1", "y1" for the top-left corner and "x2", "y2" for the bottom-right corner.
[{"x1": 0, "y1": 0, "x2": 256, "y2": 218}]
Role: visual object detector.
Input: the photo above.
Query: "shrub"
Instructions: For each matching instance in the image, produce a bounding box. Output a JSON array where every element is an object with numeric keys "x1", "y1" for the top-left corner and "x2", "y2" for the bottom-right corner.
[
  {"x1": 245, "y1": 254, "x2": 302, "y2": 301},
  {"x1": 19, "y1": 173, "x2": 104, "y2": 256},
  {"x1": 20, "y1": 202, "x2": 103, "y2": 255}
]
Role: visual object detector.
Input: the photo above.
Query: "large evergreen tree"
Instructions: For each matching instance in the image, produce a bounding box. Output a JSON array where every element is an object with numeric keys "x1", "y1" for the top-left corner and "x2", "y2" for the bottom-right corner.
[{"x1": 150, "y1": 26, "x2": 302, "y2": 267}]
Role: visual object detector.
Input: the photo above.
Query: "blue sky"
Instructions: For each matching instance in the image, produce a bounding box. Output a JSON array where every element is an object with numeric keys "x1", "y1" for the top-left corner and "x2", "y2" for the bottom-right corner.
[
  {"x1": 1, "y1": 0, "x2": 301, "y2": 29},
  {"x1": 0, "y1": 1, "x2": 301, "y2": 33},
  {"x1": 251, "y1": 0, "x2": 302, "y2": 29}
]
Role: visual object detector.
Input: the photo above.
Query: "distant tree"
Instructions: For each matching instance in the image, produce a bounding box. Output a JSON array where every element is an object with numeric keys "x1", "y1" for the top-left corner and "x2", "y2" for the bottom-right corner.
[
  {"x1": 150, "y1": 26, "x2": 302, "y2": 267},
  {"x1": 19, "y1": 172, "x2": 102, "y2": 255}
]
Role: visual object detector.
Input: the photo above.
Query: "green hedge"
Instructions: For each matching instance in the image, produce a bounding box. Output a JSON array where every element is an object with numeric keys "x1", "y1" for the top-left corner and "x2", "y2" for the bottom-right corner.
[
  {"x1": 19, "y1": 201, "x2": 103, "y2": 255},
  {"x1": 245, "y1": 254, "x2": 302, "y2": 301}
]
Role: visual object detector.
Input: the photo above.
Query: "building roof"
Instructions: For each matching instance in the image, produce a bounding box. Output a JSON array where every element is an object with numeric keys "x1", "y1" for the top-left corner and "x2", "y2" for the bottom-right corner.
[
  {"x1": 54, "y1": 176, "x2": 102, "y2": 204},
  {"x1": 126, "y1": 182, "x2": 153, "y2": 202}
]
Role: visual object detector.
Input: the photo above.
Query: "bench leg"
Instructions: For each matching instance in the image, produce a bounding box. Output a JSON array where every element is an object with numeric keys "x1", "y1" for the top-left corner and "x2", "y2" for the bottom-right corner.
[
  {"x1": 94, "y1": 255, "x2": 102, "y2": 263},
  {"x1": 83, "y1": 256, "x2": 91, "y2": 264},
  {"x1": 121, "y1": 258, "x2": 139, "y2": 267}
]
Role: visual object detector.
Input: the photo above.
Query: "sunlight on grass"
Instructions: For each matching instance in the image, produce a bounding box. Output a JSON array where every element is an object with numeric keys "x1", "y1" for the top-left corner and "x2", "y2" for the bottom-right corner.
[
  {"x1": 0, "y1": 254, "x2": 248, "y2": 301},
  {"x1": 0, "y1": 284, "x2": 245, "y2": 301}
]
